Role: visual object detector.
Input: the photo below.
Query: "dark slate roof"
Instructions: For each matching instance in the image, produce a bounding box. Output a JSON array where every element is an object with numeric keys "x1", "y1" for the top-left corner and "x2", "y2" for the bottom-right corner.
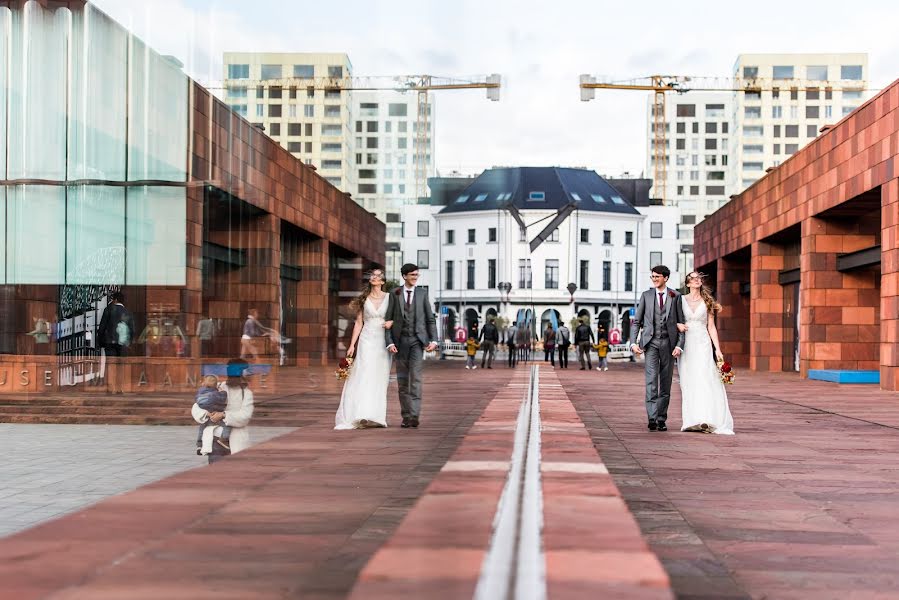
[{"x1": 437, "y1": 167, "x2": 639, "y2": 215}]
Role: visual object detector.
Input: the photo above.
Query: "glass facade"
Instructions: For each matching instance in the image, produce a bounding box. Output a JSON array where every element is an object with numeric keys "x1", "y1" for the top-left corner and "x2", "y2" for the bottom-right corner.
[{"x1": 0, "y1": 2, "x2": 384, "y2": 397}]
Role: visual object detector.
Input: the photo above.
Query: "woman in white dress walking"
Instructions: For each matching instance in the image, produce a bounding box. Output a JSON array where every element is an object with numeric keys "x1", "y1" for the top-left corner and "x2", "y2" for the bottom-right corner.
[
  {"x1": 334, "y1": 269, "x2": 395, "y2": 430},
  {"x1": 678, "y1": 272, "x2": 735, "y2": 435}
]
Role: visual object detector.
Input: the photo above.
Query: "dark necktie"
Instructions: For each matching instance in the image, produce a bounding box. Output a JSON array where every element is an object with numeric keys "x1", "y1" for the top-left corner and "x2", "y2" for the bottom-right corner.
[
  {"x1": 406, "y1": 290, "x2": 412, "y2": 309},
  {"x1": 658, "y1": 292, "x2": 664, "y2": 310}
]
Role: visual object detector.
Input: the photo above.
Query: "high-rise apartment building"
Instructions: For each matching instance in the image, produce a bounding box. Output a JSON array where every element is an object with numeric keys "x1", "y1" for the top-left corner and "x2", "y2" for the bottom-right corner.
[
  {"x1": 646, "y1": 92, "x2": 733, "y2": 273},
  {"x1": 730, "y1": 53, "x2": 868, "y2": 193},
  {"x1": 646, "y1": 53, "x2": 869, "y2": 272},
  {"x1": 352, "y1": 91, "x2": 435, "y2": 280},
  {"x1": 222, "y1": 52, "x2": 355, "y2": 191}
]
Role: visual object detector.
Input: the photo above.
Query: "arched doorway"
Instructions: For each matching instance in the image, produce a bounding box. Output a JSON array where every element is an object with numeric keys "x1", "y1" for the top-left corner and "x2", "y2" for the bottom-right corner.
[
  {"x1": 442, "y1": 307, "x2": 457, "y2": 340},
  {"x1": 464, "y1": 308, "x2": 480, "y2": 338},
  {"x1": 597, "y1": 309, "x2": 612, "y2": 341},
  {"x1": 540, "y1": 308, "x2": 561, "y2": 335},
  {"x1": 620, "y1": 309, "x2": 632, "y2": 344}
]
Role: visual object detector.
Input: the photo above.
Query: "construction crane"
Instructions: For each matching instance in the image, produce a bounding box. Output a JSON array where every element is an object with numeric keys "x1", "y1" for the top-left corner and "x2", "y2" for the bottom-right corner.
[
  {"x1": 218, "y1": 74, "x2": 502, "y2": 198},
  {"x1": 579, "y1": 74, "x2": 869, "y2": 204}
]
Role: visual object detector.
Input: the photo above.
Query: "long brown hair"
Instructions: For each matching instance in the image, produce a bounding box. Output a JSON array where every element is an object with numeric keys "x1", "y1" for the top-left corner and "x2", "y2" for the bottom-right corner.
[
  {"x1": 349, "y1": 269, "x2": 385, "y2": 314},
  {"x1": 685, "y1": 272, "x2": 722, "y2": 316}
]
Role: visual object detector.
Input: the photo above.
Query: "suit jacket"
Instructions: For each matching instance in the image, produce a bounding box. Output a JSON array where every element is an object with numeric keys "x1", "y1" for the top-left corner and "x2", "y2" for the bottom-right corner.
[
  {"x1": 387, "y1": 286, "x2": 437, "y2": 347},
  {"x1": 97, "y1": 302, "x2": 134, "y2": 348},
  {"x1": 633, "y1": 287, "x2": 685, "y2": 350}
]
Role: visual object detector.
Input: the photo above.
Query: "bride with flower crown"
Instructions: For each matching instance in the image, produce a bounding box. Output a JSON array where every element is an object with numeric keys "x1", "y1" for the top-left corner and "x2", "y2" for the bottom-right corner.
[
  {"x1": 677, "y1": 272, "x2": 735, "y2": 435},
  {"x1": 334, "y1": 269, "x2": 396, "y2": 429}
]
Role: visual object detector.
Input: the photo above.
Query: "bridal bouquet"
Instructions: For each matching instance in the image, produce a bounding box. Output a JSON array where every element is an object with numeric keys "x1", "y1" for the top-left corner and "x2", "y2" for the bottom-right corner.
[
  {"x1": 335, "y1": 356, "x2": 354, "y2": 380},
  {"x1": 716, "y1": 358, "x2": 735, "y2": 385}
]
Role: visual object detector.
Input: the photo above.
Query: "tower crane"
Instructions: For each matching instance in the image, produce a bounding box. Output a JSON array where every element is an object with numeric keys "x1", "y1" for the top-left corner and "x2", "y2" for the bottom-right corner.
[
  {"x1": 579, "y1": 74, "x2": 868, "y2": 204},
  {"x1": 219, "y1": 74, "x2": 502, "y2": 198}
]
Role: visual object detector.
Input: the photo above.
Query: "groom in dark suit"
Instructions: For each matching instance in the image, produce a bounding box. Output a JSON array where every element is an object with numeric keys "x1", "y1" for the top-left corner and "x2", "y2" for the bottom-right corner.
[
  {"x1": 630, "y1": 265, "x2": 685, "y2": 432},
  {"x1": 387, "y1": 263, "x2": 438, "y2": 428}
]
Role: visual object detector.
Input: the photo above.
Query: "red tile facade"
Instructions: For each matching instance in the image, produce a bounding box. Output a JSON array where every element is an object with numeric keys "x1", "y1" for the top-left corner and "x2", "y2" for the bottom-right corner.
[{"x1": 695, "y1": 78, "x2": 899, "y2": 389}]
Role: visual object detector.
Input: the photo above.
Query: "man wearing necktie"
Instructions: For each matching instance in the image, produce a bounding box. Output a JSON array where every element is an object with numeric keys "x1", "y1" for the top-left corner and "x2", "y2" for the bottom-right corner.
[
  {"x1": 631, "y1": 265, "x2": 686, "y2": 432},
  {"x1": 387, "y1": 263, "x2": 439, "y2": 428}
]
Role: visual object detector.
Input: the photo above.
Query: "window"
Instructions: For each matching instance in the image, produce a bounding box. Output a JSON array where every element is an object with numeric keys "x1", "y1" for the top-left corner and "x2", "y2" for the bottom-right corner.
[
  {"x1": 624, "y1": 262, "x2": 633, "y2": 292},
  {"x1": 676, "y1": 122, "x2": 686, "y2": 134},
  {"x1": 389, "y1": 103, "x2": 408, "y2": 117},
  {"x1": 807, "y1": 124, "x2": 819, "y2": 138},
  {"x1": 474, "y1": 193, "x2": 488, "y2": 202},
  {"x1": 807, "y1": 65, "x2": 828, "y2": 80},
  {"x1": 467, "y1": 260, "x2": 476, "y2": 289},
  {"x1": 322, "y1": 124, "x2": 341, "y2": 136},
  {"x1": 705, "y1": 139, "x2": 717, "y2": 150},
  {"x1": 579, "y1": 260, "x2": 589, "y2": 290},
  {"x1": 806, "y1": 105, "x2": 820, "y2": 119},
  {"x1": 692, "y1": 122, "x2": 699, "y2": 134},
  {"x1": 602, "y1": 261, "x2": 611, "y2": 291},
  {"x1": 327, "y1": 65, "x2": 343, "y2": 78},
  {"x1": 676, "y1": 104, "x2": 696, "y2": 117},
  {"x1": 367, "y1": 153, "x2": 378, "y2": 165},
  {"x1": 785, "y1": 125, "x2": 799, "y2": 138},
  {"x1": 304, "y1": 105, "x2": 314, "y2": 119},
  {"x1": 745, "y1": 90, "x2": 761, "y2": 102},
  {"x1": 843, "y1": 90, "x2": 863, "y2": 100},
  {"x1": 825, "y1": 105, "x2": 833, "y2": 119},
  {"x1": 841, "y1": 65, "x2": 863, "y2": 80},
  {"x1": 488, "y1": 259, "x2": 497, "y2": 289},
  {"x1": 528, "y1": 191, "x2": 545, "y2": 201},
  {"x1": 705, "y1": 155, "x2": 717, "y2": 166},
  {"x1": 488, "y1": 227, "x2": 497, "y2": 242},
  {"x1": 293, "y1": 64, "x2": 314, "y2": 78},
  {"x1": 771, "y1": 106, "x2": 782, "y2": 119},
  {"x1": 806, "y1": 88, "x2": 820, "y2": 101},
  {"x1": 705, "y1": 122, "x2": 718, "y2": 134},
  {"x1": 707, "y1": 171, "x2": 725, "y2": 180},
  {"x1": 785, "y1": 143, "x2": 799, "y2": 154},
  {"x1": 744, "y1": 106, "x2": 761, "y2": 119},
  {"x1": 773, "y1": 125, "x2": 781, "y2": 138},
  {"x1": 790, "y1": 106, "x2": 799, "y2": 119},
  {"x1": 625, "y1": 231, "x2": 634, "y2": 246},
  {"x1": 706, "y1": 185, "x2": 725, "y2": 195},
  {"x1": 398, "y1": 121, "x2": 407, "y2": 133},
  {"x1": 690, "y1": 185, "x2": 699, "y2": 195},
  {"x1": 365, "y1": 121, "x2": 378, "y2": 133},
  {"x1": 228, "y1": 64, "x2": 249, "y2": 79},
  {"x1": 468, "y1": 229, "x2": 476, "y2": 243},
  {"x1": 843, "y1": 106, "x2": 858, "y2": 116},
  {"x1": 518, "y1": 259, "x2": 532, "y2": 289},
  {"x1": 414, "y1": 221, "x2": 429, "y2": 237},
  {"x1": 580, "y1": 228, "x2": 589, "y2": 243},
  {"x1": 744, "y1": 162, "x2": 763, "y2": 170},
  {"x1": 690, "y1": 170, "x2": 699, "y2": 181},
  {"x1": 226, "y1": 85, "x2": 248, "y2": 98},
  {"x1": 773, "y1": 65, "x2": 794, "y2": 79},
  {"x1": 445, "y1": 261, "x2": 454, "y2": 290},
  {"x1": 549, "y1": 228, "x2": 559, "y2": 242},
  {"x1": 603, "y1": 230, "x2": 611, "y2": 244},
  {"x1": 229, "y1": 104, "x2": 247, "y2": 117},
  {"x1": 650, "y1": 222, "x2": 663, "y2": 238},
  {"x1": 446, "y1": 230, "x2": 455, "y2": 244},
  {"x1": 255, "y1": 105, "x2": 264, "y2": 118},
  {"x1": 610, "y1": 195, "x2": 625, "y2": 205},
  {"x1": 743, "y1": 144, "x2": 763, "y2": 154},
  {"x1": 322, "y1": 142, "x2": 342, "y2": 152},
  {"x1": 742, "y1": 66, "x2": 758, "y2": 78},
  {"x1": 325, "y1": 105, "x2": 341, "y2": 118},
  {"x1": 706, "y1": 103, "x2": 725, "y2": 117},
  {"x1": 455, "y1": 195, "x2": 469, "y2": 204},
  {"x1": 383, "y1": 184, "x2": 393, "y2": 194},
  {"x1": 545, "y1": 259, "x2": 559, "y2": 289},
  {"x1": 307, "y1": 86, "x2": 315, "y2": 98},
  {"x1": 417, "y1": 250, "x2": 429, "y2": 269},
  {"x1": 269, "y1": 86, "x2": 282, "y2": 99},
  {"x1": 676, "y1": 139, "x2": 686, "y2": 150},
  {"x1": 261, "y1": 64, "x2": 282, "y2": 79},
  {"x1": 773, "y1": 143, "x2": 781, "y2": 155},
  {"x1": 324, "y1": 88, "x2": 341, "y2": 99},
  {"x1": 268, "y1": 104, "x2": 282, "y2": 117},
  {"x1": 722, "y1": 122, "x2": 729, "y2": 134},
  {"x1": 269, "y1": 123, "x2": 281, "y2": 136},
  {"x1": 287, "y1": 141, "x2": 302, "y2": 153},
  {"x1": 650, "y1": 251, "x2": 662, "y2": 266},
  {"x1": 358, "y1": 183, "x2": 376, "y2": 193},
  {"x1": 681, "y1": 215, "x2": 697, "y2": 225},
  {"x1": 385, "y1": 121, "x2": 392, "y2": 132}
]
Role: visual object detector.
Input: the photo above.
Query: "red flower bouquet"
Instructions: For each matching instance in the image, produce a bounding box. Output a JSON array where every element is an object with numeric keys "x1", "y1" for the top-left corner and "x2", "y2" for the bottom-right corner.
[
  {"x1": 717, "y1": 358, "x2": 735, "y2": 385},
  {"x1": 335, "y1": 356, "x2": 354, "y2": 380}
]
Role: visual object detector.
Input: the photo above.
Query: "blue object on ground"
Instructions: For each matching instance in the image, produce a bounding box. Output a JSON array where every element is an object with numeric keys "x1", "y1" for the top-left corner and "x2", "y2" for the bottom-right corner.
[{"x1": 808, "y1": 369, "x2": 879, "y2": 384}]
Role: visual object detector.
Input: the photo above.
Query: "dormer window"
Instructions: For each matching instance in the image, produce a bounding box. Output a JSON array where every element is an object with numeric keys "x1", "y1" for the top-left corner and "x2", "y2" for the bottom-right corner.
[
  {"x1": 528, "y1": 191, "x2": 545, "y2": 201},
  {"x1": 455, "y1": 195, "x2": 469, "y2": 204}
]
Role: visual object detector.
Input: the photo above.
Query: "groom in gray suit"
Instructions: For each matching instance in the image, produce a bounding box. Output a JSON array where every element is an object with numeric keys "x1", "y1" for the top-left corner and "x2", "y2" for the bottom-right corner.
[
  {"x1": 630, "y1": 265, "x2": 685, "y2": 432},
  {"x1": 387, "y1": 263, "x2": 438, "y2": 428}
]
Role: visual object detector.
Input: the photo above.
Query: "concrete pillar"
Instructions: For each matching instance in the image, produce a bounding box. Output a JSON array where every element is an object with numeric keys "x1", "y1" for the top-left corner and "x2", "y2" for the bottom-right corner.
[
  {"x1": 715, "y1": 254, "x2": 751, "y2": 368},
  {"x1": 750, "y1": 242, "x2": 787, "y2": 372},
  {"x1": 880, "y1": 178, "x2": 899, "y2": 390}
]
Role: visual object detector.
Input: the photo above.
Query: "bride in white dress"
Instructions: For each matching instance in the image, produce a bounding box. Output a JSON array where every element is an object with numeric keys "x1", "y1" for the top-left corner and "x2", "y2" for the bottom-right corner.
[
  {"x1": 678, "y1": 272, "x2": 735, "y2": 435},
  {"x1": 334, "y1": 270, "x2": 395, "y2": 430}
]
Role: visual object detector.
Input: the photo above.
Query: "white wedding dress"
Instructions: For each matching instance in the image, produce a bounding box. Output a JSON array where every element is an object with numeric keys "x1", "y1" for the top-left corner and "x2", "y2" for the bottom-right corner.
[
  {"x1": 678, "y1": 297, "x2": 735, "y2": 435},
  {"x1": 334, "y1": 296, "x2": 391, "y2": 429}
]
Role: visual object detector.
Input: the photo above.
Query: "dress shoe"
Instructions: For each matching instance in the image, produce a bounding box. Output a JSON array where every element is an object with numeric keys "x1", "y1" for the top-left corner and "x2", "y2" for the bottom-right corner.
[
  {"x1": 657, "y1": 422, "x2": 668, "y2": 431},
  {"x1": 410, "y1": 417, "x2": 420, "y2": 428},
  {"x1": 401, "y1": 418, "x2": 411, "y2": 428},
  {"x1": 647, "y1": 420, "x2": 658, "y2": 431}
]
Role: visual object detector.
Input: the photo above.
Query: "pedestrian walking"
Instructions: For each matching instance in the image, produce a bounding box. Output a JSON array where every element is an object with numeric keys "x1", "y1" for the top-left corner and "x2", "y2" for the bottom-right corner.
[
  {"x1": 574, "y1": 319, "x2": 595, "y2": 370},
  {"x1": 557, "y1": 323, "x2": 571, "y2": 369},
  {"x1": 479, "y1": 317, "x2": 499, "y2": 369},
  {"x1": 465, "y1": 336, "x2": 480, "y2": 369},
  {"x1": 595, "y1": 337, "x2": 610, "y2": 371},
  {"x1": 506, "y1": 323, "x2": 519, "y2": 368},
  {"x1": 543, "y1": 324, "x2": 556, "y2": 366}
]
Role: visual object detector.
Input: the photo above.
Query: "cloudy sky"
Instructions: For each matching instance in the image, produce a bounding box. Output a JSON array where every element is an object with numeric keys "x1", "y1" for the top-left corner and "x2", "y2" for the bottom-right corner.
[{"x1": 94, "y1": 0, "x2": 899, "y2": 177}]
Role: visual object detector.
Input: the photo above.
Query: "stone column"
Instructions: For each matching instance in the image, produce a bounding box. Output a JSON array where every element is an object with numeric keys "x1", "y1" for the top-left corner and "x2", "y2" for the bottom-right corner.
[
  {"x1": 750, "y1": 242, "x2": 787, "y2": 372},
  {"x1": 880, "y1": 178, "x2": 899, "y2": 390},
  {"x1": 715, "y1": 254, "x2": 751, "y2": 368}
]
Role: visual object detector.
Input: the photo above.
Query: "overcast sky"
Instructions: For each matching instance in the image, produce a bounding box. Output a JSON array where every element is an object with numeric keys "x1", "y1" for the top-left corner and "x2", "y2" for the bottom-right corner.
[{"x1": 95, "y1": 0, "x2": 899, "y2": 178}]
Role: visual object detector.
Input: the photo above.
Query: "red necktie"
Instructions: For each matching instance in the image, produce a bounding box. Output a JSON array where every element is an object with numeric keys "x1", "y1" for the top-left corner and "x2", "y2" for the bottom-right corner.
[
  {"x1": 659, "y1": 292, "x2": 664, "y2": 310},
  {"x1": 406, "y1": 290, "x2": 412, "y2": 308}
]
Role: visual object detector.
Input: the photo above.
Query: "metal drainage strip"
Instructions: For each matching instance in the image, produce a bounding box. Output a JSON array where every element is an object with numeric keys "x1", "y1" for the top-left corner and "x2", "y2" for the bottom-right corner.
[{"x1": 474, "y1": 365, "x2": 546, "y2": 600}]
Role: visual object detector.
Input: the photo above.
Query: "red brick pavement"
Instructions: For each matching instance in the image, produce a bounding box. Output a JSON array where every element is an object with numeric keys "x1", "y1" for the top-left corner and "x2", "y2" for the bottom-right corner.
[
  {"x1": 562, "y1": 361, "x2": 899, "y2": 600},
  {"x1": 0, "y1": 362, "x2": 511, "y2": 600}
]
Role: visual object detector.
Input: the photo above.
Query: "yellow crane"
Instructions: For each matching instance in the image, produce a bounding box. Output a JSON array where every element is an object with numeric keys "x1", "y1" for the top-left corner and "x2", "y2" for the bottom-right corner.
[
  {"x1": 579, "y1": 74, "x2": 868, "y2": 204},
  {"x1": 219, "y1": 74, "x2": 502, "y2": 198}
]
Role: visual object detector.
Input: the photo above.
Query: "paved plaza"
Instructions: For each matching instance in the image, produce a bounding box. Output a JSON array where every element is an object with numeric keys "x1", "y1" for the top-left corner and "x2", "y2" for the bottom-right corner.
[
  {"x1": 0, "y1": 424, "x2": 295, "y2": 537},
  {"x1": 2, "y1": 361, "x2": 899, "y2": 599}
]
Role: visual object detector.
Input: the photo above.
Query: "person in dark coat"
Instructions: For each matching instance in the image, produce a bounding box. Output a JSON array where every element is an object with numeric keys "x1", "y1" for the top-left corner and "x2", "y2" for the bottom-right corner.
[
  {"x1": 96, "y1": 291, "x2": 134, "y2": 393},
  {"x1": 479, "y1": 317, "x2": 500, "y2": 369}
]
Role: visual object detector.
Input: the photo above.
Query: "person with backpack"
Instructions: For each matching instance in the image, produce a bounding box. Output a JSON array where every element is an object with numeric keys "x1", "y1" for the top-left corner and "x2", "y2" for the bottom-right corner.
[
  {"x1": 97, "y1": 291, "x2": 135, "y2": 393},
  {"x1": 479, "y1": 317, "x2": 499, "y2": 369},
  {"x1": 557, "y1": 323, "x2": 571, "y2": 369},
  {"x1": 574, "y1": 319, "x2": 595, "y2": 370}
]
